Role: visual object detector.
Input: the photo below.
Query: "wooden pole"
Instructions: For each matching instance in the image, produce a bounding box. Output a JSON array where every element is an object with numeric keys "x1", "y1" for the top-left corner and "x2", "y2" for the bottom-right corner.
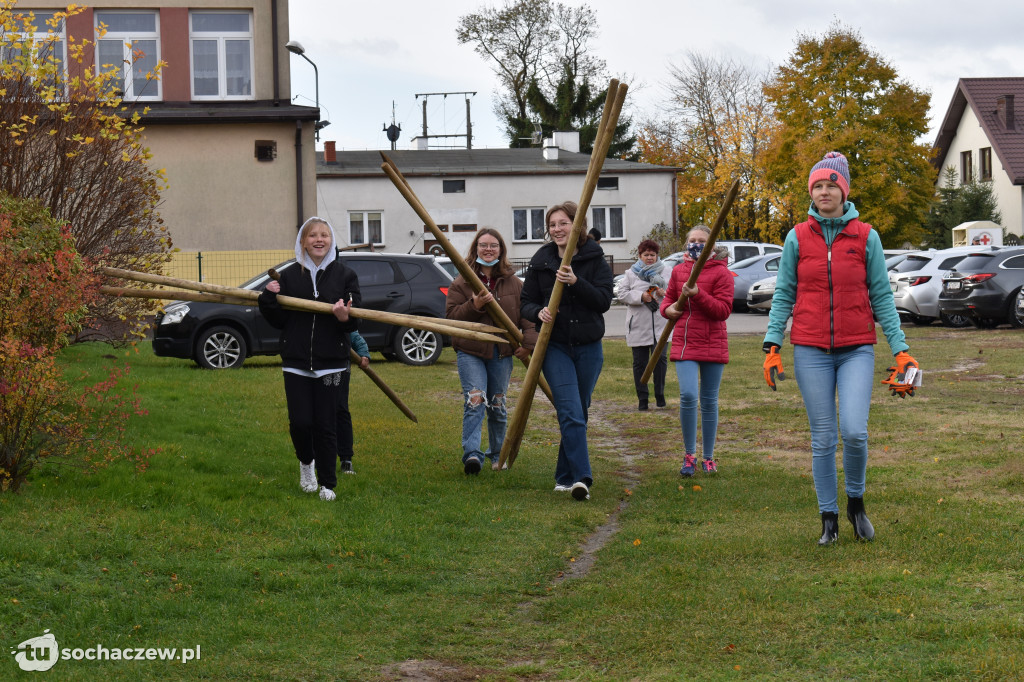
[
  {"x1": 498, "y1": 80, "x2": 628, "y2": 469},
  {"x1": 99, "y1": 269, "x2": 507, "y2": 345},
  {"x1": 349, "y1": 349, "x2": 418, "y2": 423},
  {"x1": 379, "y1": 153, "x2": 554, "y2": 403},
  {"x1": 639, "y1": 179, "x2": 741, "y2": 384}
]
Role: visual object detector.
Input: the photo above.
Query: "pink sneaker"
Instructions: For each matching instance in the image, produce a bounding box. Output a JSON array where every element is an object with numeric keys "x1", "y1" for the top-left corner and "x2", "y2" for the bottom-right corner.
[
  {"x1": 680, "y1": 454, "x2": 697, "y2": 477},
  {"x1": 702, "y1": 459, "x2": 718, "y2": 474}
]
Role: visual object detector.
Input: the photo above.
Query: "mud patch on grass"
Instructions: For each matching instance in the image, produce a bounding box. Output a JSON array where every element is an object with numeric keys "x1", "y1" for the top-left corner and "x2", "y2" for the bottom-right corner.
[{"x1": 379, "y1": 659, "x2": 483, "y2": 681}]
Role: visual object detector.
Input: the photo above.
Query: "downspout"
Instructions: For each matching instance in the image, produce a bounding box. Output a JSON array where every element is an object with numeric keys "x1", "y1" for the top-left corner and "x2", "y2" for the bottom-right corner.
[
  {"x1": 295, "y1": 121, "x2": 304, "y2": 231},
  {"x1": 271, "y1": 0, "x2": 280, "y2": 105}
]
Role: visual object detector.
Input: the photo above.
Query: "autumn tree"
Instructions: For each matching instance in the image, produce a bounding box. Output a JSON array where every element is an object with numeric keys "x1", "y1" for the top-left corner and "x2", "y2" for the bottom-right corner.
[
  {"x1": 0, "y1": 2, "x2": 171, "y2": 342},
  {"x1": 641, "y1": 53, "x2": 780, "y2": 240},
  {"x1": 763, "y1": 23, "x2": 934, "y2": 246},
  {"x1": 925, "y1": 166, "x2": 1003, "y2": 248}
]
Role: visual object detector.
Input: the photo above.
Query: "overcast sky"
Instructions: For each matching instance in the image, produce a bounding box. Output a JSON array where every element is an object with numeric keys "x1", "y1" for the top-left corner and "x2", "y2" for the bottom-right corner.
[{"x1": 287, "y1": 0, "x2": 1024, "y2": 151}]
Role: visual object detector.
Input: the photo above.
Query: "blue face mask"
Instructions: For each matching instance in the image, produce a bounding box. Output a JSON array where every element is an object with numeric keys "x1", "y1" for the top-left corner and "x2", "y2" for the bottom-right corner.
[
  {"x1": 687, "y1": 242, "x2": 704, "y2": 260},
  {"x1": 476, "y1": 256, "x2": 499, "y2": 267}
]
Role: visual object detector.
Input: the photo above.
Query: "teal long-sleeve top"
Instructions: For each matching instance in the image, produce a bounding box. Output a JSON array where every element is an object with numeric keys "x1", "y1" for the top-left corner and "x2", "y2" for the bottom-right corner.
[
  {"x1": 349, "y1": 331, "x2": 370, "y2": 359},
  {"x1": 763, "y1": 201, "x2": 909, "y2": 356}
]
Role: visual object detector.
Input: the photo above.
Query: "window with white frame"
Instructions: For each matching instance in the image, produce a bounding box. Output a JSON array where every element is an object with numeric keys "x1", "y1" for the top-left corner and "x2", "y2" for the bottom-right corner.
[
  {"x1": 513, "y1": 207, "x2": 546, "y2": 242},
  {"x1": 95, "y1": 11, "x2": 160, "y2": 100},
  {"x1": 190, "y1": 11, "x2": 253, "y2": 100},
  {"x1": 590, "y1": 206, "x2": 624, "y2": 240},
  {"x1": 349, "y1": 211, "x2": 383, "y2": 246},
  {"x1": 3, "y1": 11, "x2": 66, "y2": 92}
]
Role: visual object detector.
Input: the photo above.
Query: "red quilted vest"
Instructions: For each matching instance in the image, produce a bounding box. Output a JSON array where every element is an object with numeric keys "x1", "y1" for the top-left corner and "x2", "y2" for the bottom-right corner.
[{"x1": 790, "y1": 218, "x2": 877, "y2": 349}]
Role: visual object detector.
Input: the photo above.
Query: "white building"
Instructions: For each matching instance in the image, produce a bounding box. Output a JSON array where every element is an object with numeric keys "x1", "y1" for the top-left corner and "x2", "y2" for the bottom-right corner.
[
  {"x1": 314, "y1": 133, "x2": 680, "y2": 267},
  {"x1": 933, "y1": 77, "x2": 1024, "y2": 240}
]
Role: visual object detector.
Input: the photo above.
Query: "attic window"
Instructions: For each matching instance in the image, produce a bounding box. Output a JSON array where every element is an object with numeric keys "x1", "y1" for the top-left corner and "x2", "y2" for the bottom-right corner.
[
  {"x1": 443, "y1": 179, "x2": 465, "y2": 193},
  {"x1": 255, "y1": 140, "x2": 276, "y2": 162},
  {"x1": 597, "y1": 176, "x2": 619, "y2": 190},
  {"x1": 960, "y1": 151, "x2": 973, "y2": 184},
  {"x1": 980, "y1": 147, "x2": 992, "y2": 181}
]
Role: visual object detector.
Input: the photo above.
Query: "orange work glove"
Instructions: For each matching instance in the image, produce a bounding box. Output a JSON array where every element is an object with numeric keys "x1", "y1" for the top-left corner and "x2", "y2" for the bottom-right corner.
[
  {"x1": 881, "y1": 351, "x2": 918, "y2": 398},
  {"x1": 763, "y1": 345, "x2": 786, "y2": 391}
]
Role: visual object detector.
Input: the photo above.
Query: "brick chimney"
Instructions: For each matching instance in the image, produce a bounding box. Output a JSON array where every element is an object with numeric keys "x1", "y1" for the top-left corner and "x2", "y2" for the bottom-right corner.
[
  {"x1": 324, "y1": 140, "x2": 337, "y2": 163},
  {"x1": 996, "y1": 95, "x2": 1015, "y2": 130}
]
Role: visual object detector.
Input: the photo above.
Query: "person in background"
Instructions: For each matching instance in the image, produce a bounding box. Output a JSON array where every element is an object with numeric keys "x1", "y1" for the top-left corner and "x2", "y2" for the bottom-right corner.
[
  {"x1": 661, "y1": 226, "x2": 733, "y2": 478},
  {"x1": 762, "y1": 151, "x2": 918, "y2": 545},
  {"x1": 618, "y1": 239, "x2": 668, "y2": 411},
  {"x1": 445, "y1": 228, "x2": 528, "y2": 474},
  {"x1": 521, "y1": 201, "x2": 614, "y2": 501},
  {"x1": 336, "y1": 330, "x2": 370, "y2": 475},
  {"x1": 259, "y1": 217, "x2": 361, "y2": 502},
  {"x1": 588, "y1": 227, "x2": 602, "y2": 244}
]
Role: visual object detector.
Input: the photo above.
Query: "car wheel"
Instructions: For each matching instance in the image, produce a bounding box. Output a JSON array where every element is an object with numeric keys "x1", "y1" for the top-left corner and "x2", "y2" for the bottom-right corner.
[
  {"x1": 939, "y1": 311, "x2": 972, "y2": 328},
  {"x1": 392, "y1": 326, "x2": 442, "y2": 366},
  {"x1": 910, "y1": 315, "x2": 934, "y2": 326},
  {"x1": 1008, "y1": 291, "x2": 1024, "y2": 329},
  {"x1": 195, "y1": 325, "x2": 247, "y2": 369}
]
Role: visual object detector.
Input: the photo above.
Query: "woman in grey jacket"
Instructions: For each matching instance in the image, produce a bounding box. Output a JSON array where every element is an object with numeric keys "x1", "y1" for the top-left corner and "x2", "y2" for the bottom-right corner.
[{"x1": 618, "y1": 239, "x2": 669, "y2": 410}]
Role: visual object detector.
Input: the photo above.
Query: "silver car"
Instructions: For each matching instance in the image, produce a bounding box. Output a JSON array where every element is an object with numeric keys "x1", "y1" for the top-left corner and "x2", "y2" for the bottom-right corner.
[{"x1": 889, "y1": 246, "x2": 1000, "y2": 326}]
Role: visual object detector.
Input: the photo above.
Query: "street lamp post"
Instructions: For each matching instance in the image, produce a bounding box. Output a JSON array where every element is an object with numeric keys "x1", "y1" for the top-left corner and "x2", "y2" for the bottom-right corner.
[{"x1": 285, "y1": 40, "x2": 330, "y2": 141}]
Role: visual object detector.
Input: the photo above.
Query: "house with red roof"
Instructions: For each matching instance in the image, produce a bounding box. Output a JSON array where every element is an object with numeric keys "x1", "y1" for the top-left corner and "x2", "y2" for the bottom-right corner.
[{"x1": 933, "y1": 77, "x2": 1024, "y2": 241}]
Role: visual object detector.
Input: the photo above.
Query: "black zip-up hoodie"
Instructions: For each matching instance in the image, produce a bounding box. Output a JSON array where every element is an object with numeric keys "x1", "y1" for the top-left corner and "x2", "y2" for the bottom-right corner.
[
  {"x1": 258, "y1": 260, "x2": 361, "y2": 371},
  {"x1": 520, "y1": 237, "x2": 614, "y2": 346}
]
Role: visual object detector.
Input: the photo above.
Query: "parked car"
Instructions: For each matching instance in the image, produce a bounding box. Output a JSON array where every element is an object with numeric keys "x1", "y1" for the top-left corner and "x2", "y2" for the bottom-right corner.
[
  {"x1": 152, "y1": 253, "x2": 454, "y2": 368},
  {"x1": 938, "y1": 246, "x2": 1024, "y2": 328},
  {"x1": 717, "y1": 240, "x2": 782, "y2": 265},
  {"x1": 1016, "y1": 288, "x2": 1024, "y2": 327},
  {"x1": 434, "y1": 256, "x2": 458, "y2": 279},
  {"x1": 747, "y1": 275, "x2": 776, "y2": 311},
  {"x1": 888, "y1": 246, "x2": 1000, "y2": 327},
  {"x1": 729, "y1": 253, "x2": 781, "y2": 312}
]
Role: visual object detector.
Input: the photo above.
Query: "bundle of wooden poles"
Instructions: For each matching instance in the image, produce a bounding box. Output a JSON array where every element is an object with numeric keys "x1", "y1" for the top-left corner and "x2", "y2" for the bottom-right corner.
[{"x1": 99, "y1": 265, "x2": 512, "y2": 423}]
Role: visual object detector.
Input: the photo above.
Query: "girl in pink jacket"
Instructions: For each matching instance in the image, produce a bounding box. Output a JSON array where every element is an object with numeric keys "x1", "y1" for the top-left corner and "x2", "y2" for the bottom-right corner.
[{"x1": 660, "y1": 225, "x2": 734, "y2": 477}]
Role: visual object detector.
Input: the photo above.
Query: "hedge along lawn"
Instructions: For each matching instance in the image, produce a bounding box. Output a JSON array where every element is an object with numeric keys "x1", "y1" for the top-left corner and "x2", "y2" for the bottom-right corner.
[{"x1": 0, "y1": 326, "x2": 1020, "y2": 680}]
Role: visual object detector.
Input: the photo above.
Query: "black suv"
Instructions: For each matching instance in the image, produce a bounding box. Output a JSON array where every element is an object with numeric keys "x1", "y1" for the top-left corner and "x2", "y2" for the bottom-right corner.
[
  {"x1": 152, "y1": 253, "x2": 454, "y2": 368},
  {"x1": 938, "y1": 246, "x2": 1024, "y2": 328}
]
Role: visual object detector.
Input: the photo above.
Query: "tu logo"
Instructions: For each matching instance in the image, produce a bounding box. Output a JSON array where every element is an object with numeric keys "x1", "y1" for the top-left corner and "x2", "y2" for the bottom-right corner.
[{"x1": 10, "y1": 629, "x2": 59, "y2": 672}]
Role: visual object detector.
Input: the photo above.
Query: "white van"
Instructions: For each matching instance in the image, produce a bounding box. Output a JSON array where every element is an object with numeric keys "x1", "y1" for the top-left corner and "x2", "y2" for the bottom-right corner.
[{"x1": 717, "y1": 240, "x2": 782, "y2": 265}]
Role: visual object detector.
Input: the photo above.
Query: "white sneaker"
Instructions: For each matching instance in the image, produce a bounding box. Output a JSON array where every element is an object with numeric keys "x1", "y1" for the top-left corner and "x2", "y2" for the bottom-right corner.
[
  {"x1": 299, "y1": 462, "x2": 317, "y2": 493},
  {"x1": 570, "y1": 481, "x2": 590, "y2": 501},
  {"x1": 319, "y1": 486, "x2": 336, "y2": 502},
  {"x1": 554, "y1": 484, "x2": 572, "y2": 492}
]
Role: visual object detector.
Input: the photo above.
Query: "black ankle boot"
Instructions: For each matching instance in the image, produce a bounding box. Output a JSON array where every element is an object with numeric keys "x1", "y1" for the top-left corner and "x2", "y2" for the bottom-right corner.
[
  {"x1": 818, "y1": 512, "x2": 839, "y2": 546},
  {"x1": 846, "y1": 496, "x2": 875, "y2": 541},
  {"x1": 638, "y1": 399, "x2": 648, "y2": 411}
]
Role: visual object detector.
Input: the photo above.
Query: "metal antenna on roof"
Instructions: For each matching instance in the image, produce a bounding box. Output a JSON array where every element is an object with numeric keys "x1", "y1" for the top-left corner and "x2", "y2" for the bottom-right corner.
[
  {"x1": 413, "y1": 91, "x2": 476, "y2": 150},
  {"x1": 383, "y1": 101, "x2": 401, "y2": 151}
]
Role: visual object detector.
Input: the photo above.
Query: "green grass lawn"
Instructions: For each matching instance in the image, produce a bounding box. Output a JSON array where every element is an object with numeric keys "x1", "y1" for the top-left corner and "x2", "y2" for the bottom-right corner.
[{"x1": 2, "y1": 327, "x2": 1023, "y2": 680}]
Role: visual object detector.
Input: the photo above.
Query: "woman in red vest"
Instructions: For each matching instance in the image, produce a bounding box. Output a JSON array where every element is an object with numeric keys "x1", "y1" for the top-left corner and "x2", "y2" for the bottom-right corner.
[{"x1": 762, "y1": 152, "x2": 919, "y2": 545}]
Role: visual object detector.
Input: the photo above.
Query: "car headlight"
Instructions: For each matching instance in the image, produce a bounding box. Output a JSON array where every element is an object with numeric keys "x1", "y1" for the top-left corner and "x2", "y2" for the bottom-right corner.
[{"x1": 160, "y1": 303, "x2": 190, "y2": 325}]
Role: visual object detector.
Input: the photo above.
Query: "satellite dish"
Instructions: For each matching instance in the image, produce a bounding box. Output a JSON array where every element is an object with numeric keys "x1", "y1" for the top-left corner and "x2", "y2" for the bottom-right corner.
[{"x1": 385, "y1": 123, "x2": 401, "y2": 143}]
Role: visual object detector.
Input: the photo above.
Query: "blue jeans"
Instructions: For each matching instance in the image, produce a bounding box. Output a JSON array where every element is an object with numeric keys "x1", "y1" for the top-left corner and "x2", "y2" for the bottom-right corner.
[
  {"x1": 674, "y1": 360, "x2": 725, "y2": 459},
  {"x1": 543, "y1": 340, "x2": 603, "y2": 487},
  {"x1": 456, "y1": 349, "x2": 513, "y2": 464},
  {"x1": 793, "y1": 344, "x2": 875, "y2": 514}
]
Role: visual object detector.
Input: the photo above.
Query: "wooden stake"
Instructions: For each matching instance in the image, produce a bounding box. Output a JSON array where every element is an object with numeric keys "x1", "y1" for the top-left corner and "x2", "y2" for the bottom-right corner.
[
  {"x1": 498, "y1": 79, "x2": 628, "y2": 469},
  {"x1": 639, "y1": 179, "x2": 741, "y2": 384},
  {"x1": 379, "y1": 153, "x2": 555, "y2": 403},
  {"x1": 349, "y1": 349, "x2": 418, "y2": 423},
  {"x1": 99, "y1": 269, "x2": 507, "y2": 345}
]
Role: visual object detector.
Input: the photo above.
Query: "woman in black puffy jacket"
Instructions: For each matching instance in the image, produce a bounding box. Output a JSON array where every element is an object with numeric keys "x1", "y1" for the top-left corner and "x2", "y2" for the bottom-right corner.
[{"x1": 520, "y1": 201, "x2": 614, "y2": 502}]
